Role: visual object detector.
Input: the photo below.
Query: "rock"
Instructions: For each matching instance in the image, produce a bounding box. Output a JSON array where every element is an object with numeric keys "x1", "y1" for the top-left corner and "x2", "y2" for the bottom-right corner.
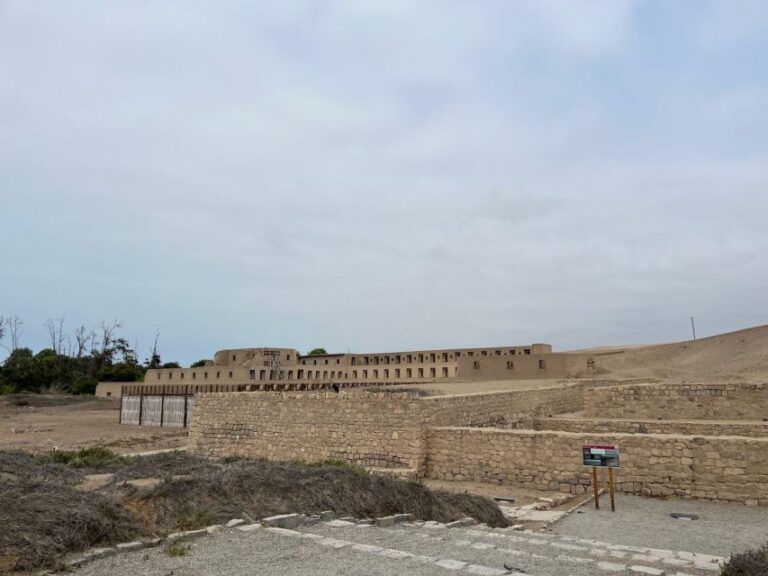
[
  {"x1": 393, "y1": 513, "x2": 413, "y2": 523},
  {"x1": 236, "y1": 523, "x2": 262, "y2": 532},
  {"x1": 596, "y1": 561, "x2": 627, "y2": 572},
  {"x1": 374, "y1": 515, "x2": 396, "y2": 527},
  {"x1": 319, "y1": 510, "x2": 334, "y2": 521},
  {"x1": 166, "y1": 529, "x2": 208, "y2": 542},
  {"x1": 629, "y1": 567, "x2": 665, "y2": 575},
  {"x1": 261, "y1": 513, "x2": 303, "y2": 529},
  {"x1": 226, "y1": 518, "x2": 245, "y2": 528}
]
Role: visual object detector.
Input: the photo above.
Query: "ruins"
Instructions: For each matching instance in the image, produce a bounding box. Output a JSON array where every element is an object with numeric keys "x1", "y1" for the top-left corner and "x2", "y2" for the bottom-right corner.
[{"x1": 115, "y1": 339, "x2": 768, "y2": 508}]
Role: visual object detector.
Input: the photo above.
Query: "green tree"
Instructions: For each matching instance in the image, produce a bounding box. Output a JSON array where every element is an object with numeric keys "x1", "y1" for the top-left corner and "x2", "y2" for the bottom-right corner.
[
  {"x1": 190, "y1": 359, "x2": 210, "y2": 368},
  {"x1": 162, "y1": 361, "x2": 181, "y2": 368},
  {"x1": 308, "y1": 348, "x2": 327, "y2": 356}
]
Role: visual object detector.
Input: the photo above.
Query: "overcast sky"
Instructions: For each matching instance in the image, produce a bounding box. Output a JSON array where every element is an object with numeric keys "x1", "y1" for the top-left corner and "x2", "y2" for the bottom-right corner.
[{"x1": 1, "y1": 1, "x2": 767, "y2": 364}]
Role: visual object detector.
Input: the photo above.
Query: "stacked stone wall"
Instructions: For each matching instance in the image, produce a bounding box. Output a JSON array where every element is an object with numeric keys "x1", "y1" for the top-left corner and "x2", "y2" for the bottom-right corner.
[
  {"x1": 585, "y1": 382, "x2": 768, "y2": 419},
  {"x1": 421, "y1": 383, "x2": 584, "y2": 428},
  {"x1": 189, "y1": 391, "x2": 425, "y2": 468},
  {"x1": 426, "y1": 427, "x2": 768, "y2": 505},
  {"x1": 535, "y1": 417, "x2": 768, "y2": 437}
]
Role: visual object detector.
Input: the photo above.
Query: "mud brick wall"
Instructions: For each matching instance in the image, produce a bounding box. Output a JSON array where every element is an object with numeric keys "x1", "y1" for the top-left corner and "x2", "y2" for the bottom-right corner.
[
  {"x1": 189, "y1": 391, "x2": 426, "y2": 468},
  {"x1": 585, "y1": 382, "x2": 768, "y2": 419},
  {"x1": 535, "y1": 417, "x2": 768, "y2": 438},
  {"x1": 426, "y1": 428, "x2": 768, "y2": 505},
  {"x1": 422, "y1": 383, "x2": 585, "y2": 428}
]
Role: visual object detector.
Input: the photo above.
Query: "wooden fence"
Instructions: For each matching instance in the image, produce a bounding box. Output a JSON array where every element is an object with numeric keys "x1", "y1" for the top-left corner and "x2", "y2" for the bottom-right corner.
[{"x1": 120, "y1": 394, "x2": 195, "y2": 428}]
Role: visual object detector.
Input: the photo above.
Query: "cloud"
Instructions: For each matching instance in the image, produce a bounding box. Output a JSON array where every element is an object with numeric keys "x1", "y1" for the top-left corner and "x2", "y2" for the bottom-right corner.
[{"x1": 1, "y1": 1, "x2": 767, "y2": 362}]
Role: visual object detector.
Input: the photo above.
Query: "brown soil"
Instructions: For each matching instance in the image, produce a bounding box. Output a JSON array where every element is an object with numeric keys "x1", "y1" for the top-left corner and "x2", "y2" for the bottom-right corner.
[
  {"x1": 0, "y1": 395, "x2": 187, "y2": 454},
  {"x1": 577, "y1": 324, "x2": 768, "y2": 382}
]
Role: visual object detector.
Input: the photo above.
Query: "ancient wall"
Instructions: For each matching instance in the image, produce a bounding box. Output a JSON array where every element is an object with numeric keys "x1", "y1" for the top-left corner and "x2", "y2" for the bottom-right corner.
[
  {"x1": 585, "y1": 382, "x2": 768, "y2": 419},
  {"x1": 535, "y1": 417, "x2": 768, "y2": 438},
  {"x1": 188, "y1": 391, "x2": 426, "y2": 469},
  {"x1": 188, "y1": 385, "x2": 586, "y2": 468},
  {"x1": 426, "y1": 427, "x2": 768, "y2": 505},
  {"x1": 456, "y1": 354, "x2": 569, "y2": 380},
  {"x1": 421, "y1": 383, "x2": 584, "y2": 428}
]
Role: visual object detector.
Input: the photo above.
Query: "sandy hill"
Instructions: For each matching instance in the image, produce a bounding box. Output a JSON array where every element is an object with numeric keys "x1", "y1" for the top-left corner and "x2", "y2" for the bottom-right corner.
[{"x1": 567, "y1": 324, "x2": 768, "y2": 382}]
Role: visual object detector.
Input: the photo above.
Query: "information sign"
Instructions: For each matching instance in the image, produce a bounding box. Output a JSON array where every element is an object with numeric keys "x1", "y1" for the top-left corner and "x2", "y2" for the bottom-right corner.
[{"x1": 582, "y1": 444, "x2": 620, "y2": 468}]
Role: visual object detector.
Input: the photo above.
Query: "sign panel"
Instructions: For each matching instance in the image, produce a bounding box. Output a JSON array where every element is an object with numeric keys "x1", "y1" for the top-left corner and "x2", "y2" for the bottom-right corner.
[{"x1": 583, "y1": 444, "x2": 620, "y2": 468}]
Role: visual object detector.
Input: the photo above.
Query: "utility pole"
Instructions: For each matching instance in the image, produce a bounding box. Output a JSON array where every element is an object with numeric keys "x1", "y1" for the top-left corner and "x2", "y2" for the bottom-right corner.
[{"x1": 690, "y1": 317, "x2": 696, "y2": 341}]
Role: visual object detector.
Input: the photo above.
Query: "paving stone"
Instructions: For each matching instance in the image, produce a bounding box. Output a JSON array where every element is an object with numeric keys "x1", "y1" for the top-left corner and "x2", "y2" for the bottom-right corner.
[
  {"x1": 318, "y1": 538, "x2": 352, "y2": 549},
  {"x1": 597, "y1": 561, "x2": 627, "y2": 572},
  {"x1": 325, "y1": 520, "x2": 356, "y2": 527},
  {"x1": 662, "y1": 558, "x2": 690, "y2": 567},
  {"x1": 629, "y1": 566, "x2": 665, "y2": 575},
  {"x1": 225, "y1": 518, "x2": 245, "y2": 528},
  {"x1": 557, "y1": 555, "x2": 594, "y2": 564},
  {"x1": 262, "y1": 513, "x2": 302, "y2": 529},
  {"x1": 115, "y1": 541, "x2": 143, "y2": 551},
  {"x1": 435, "y1": 558, "x2": 468, "y2": 570},
  {"x1": 351, "y1": 543, "x2": 383, "y2": 553},
  {"x1": 518, "y1": 510, "x2": 566, "y2": 522},
  {"x1": 265, "y1": 528, "x2": 302, "y2": 537},
  {"x1": 413, "y1": 555, "x2": 438, "y2": 563},
  {"x1": 374, "y1": 515, "x2": 396, "y2": 527},
  {"x1": 377, "y1": 548, "x2": 413, "y2": 559},
  {"x1": 551, "y1": 542, "x2": 588, "y2": 551},
  {"x1": 466, "y1": 564, "x2": 509, "y2": 575},
  {"x1": 166, "y1": 529, "x2": 207, "y2": 541},
  {"x1": 632, "y1": 553, "x2": 662, "y2": 564}
]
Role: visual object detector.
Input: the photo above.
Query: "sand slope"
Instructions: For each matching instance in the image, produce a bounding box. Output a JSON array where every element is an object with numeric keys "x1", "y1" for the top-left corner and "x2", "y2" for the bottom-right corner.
[{"x1": 572, "y1": 324, "x2": 768, "y2": 382}]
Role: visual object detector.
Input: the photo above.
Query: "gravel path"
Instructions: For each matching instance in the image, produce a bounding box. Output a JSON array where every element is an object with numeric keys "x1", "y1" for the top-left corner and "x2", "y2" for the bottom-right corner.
[
  {"x1": 75, "y1": 528, "x2": 455, "y2": 576},
  {"x1": 552, "y1": 493, "x2": 768, "y2": 556}
]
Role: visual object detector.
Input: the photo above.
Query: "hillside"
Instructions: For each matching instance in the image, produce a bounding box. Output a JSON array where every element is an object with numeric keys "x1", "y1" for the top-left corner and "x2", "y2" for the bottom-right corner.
[{"x1": 570, "y1": 324, "x2": 768, "y2": 382}]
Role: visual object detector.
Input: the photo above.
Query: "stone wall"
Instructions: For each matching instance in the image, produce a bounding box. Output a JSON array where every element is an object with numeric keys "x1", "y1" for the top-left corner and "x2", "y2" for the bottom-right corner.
[
  {"x1": 422, "y1": 383, "x2": 584, "y2": 428},
  {"x1": 188, "y1": 385, "x2": 585, "y2": 470},
  {"x1": 585, "y1": 382, "x2": 768, "y2": 419},
  {"x1": 189, "y1": 391, "x2": 426, "y2": 469},
  {"x1": 535, "y1": 417, "x2": 768, "y2": 437},
  {"x1": 426, "y1": 427, "x2": 768, "y2": 505}
]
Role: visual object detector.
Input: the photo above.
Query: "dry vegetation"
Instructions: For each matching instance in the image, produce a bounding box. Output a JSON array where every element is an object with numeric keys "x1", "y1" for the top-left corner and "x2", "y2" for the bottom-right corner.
[{"x1": 0, "y1": 449, "x2": 507, "y2": 573}]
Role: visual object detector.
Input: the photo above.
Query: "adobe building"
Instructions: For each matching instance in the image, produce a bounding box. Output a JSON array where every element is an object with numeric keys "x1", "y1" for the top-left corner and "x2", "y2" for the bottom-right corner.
[{"x1": 136, "y1": 343, "x2": 562, "y2": 391}]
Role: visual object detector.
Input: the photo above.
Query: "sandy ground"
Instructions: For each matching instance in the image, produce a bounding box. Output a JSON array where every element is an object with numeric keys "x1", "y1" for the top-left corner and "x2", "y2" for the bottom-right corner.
[
  {"x1": 577, "y1": 323, "x2": 768, "y2": 382},
  {"x1": 396, "y1": 378, "x2": 569, "y2": 396},
  {"x1": 0, "y1": 395, "x2": 187, "y2": 454}
]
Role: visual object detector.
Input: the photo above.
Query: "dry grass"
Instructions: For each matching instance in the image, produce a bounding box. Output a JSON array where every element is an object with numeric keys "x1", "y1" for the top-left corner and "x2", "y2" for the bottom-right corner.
[
  {"x1": 0, "y1": 450, "x2": 507, "y2": 572},
  {"x1": 720, "y1": 542, "x2": 768, "y2": 576}
]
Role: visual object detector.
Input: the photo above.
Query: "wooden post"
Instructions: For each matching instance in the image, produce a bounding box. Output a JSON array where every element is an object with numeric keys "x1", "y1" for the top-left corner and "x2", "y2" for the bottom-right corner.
[
  {"x1": 592, "y1": 466, "x2": 600, "y2": 510},
  {"x1": 608, "y1": 468, "x2": 616, "y2": 512}
]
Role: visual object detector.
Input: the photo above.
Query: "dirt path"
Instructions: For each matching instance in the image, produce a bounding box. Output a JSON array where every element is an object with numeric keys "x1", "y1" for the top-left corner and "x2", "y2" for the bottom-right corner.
[{"x1": 0, "y1": 395, "x2": 187, "y2": 454}]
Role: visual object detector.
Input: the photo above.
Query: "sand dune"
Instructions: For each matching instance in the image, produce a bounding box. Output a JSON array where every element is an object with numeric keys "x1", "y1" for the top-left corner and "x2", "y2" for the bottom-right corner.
[{"x1": 571, "y1": 324, "x2": 768, "y2": 382}]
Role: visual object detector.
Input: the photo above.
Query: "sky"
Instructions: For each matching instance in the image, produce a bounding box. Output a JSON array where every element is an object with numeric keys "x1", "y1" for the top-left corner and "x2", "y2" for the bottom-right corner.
[{"x1": 1, "y1": 1, "x2": 767, "y2": 365}]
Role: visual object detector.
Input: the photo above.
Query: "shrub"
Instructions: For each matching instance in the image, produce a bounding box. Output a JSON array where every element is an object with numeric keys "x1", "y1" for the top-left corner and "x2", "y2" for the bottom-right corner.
[
  {"x1": 47, "y1": 447, "x2": 123, "y2": 468},
  {"x1": 0, "y1": 384, "x2": 16, "y2": 395},
  {"x1": 720, "y1": 542, "x2": 768, "y2": 576}
]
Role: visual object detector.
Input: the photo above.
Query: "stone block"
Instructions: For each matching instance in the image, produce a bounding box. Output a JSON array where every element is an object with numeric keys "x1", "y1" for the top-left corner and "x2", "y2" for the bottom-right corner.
[{"x1": 261, "y1": 513, "x2": 302, "y2": 529}]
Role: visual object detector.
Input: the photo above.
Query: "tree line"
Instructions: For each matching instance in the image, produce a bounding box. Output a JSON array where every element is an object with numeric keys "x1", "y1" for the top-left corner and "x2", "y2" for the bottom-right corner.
[{"x1": 0, "y1": 316, "x2": 180, "y2": 395}]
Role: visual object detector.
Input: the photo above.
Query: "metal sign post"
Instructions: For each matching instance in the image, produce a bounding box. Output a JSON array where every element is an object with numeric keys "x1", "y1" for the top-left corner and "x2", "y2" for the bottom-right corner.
[{"x1": 583, "y1": 444, "x2": 620, "y2": 512}]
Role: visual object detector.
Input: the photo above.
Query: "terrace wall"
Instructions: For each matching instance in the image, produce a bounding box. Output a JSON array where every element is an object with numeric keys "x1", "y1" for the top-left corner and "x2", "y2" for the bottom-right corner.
[
  {"x1": 535, "y1": 417, "x2": 768, "y2": 438},
  {"x1": 585, "y1": 382, "x2": 768, "y2": 419},
  {"x1": 426, "y1": 427, "x2": 768, "y2": 505}
]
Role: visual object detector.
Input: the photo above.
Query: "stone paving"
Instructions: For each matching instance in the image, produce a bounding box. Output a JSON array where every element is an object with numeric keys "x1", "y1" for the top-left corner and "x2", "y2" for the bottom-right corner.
[{"x1": 71, "y1": 514, "x2": 729, "y2": 576}]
